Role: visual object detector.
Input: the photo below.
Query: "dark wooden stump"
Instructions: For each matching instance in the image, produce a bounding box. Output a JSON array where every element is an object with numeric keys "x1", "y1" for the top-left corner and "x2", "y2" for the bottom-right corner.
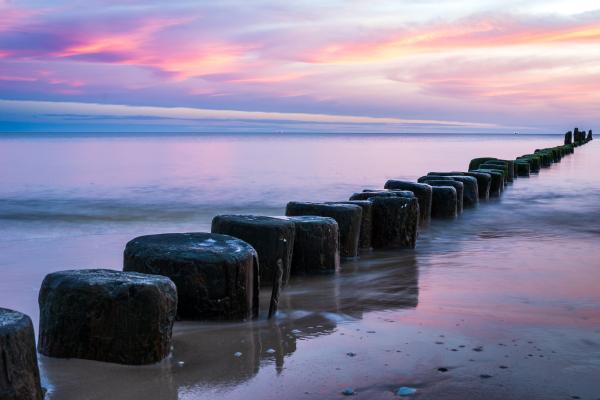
[
  {"x1": 427, "y1": 175, "x2": 478, "y2": 207},
  {"x1": 327, "y1": 201, "x2": 372, "y2": 250},
  {"x1": 383, "y1": 180, "x2": 432, "y2": 224},
  {"x1": 370, "y1": 197, "x2": 419, "y2": 249},
  {"x1": 286, "y1": 216, "x2": 340, "y2": 275},
  {"x1": 124, "y1": 233, "x2": 258, "y2": 321},
  {"x1": 473, "y1": 169, "x2": 504, "y2": 196},
  {"x1": 516, "y1": 161, "x2": 531, "y2": 177},
  {"x1": 211, "y1": 215, "x2": 295, "y2": 287},
  {"x1": 38, "y1": 269, "x2": 177, "y2": 365},
  {"x1": 430, "y1": 186, "x2": 457, "y2": 218},
  {"x1": 285, "y1": 202, "x2": 362, "y2": 258},
  {"x1": 418, "y1": 178, "x2": 464, "y2": 213},
  {"x1": 463, "y1": 171, "x2": 492, "y2": 200},
  {"x1": 0, "y1": 308, "x2": 43, "y2": 400}
]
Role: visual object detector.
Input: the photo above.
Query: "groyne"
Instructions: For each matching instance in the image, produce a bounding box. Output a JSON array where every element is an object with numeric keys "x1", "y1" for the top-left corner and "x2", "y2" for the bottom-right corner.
[{"x1": 0, "y1": 129, "x2": 593, "y2": 398}]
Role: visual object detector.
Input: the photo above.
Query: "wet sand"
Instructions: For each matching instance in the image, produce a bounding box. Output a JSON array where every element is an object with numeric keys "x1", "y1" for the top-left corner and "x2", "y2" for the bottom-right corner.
[{"x1": 1, "y1": 134, "x2": 599, "y2": 399}]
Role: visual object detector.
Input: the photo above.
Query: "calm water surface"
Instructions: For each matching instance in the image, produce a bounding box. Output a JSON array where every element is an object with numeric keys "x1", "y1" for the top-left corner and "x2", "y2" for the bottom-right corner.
[{"x1": 0, "y1": 133, "x2": 598, "y2": 399}]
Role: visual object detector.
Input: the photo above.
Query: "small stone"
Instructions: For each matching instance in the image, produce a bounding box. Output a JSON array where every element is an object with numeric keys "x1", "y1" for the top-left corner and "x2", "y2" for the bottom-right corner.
[
  {"x1": 473, "y1": 346, "x2": 483, "y2": 352},
  {"x1": 342, "y1": 388, "x2": 355, "y2": 396},
  {"x1": 396, "y1": 387, "x2": 417, "y2": 396},
  {"x1": 346, "y1": 352, "x2": 357, "y2": 357},
  {"x1": 480, "y1": 374, "x2": 492, "y2": 379},
  {"x1": 499, "y1": 365, "x2": 508, "y2": 369},
  {"x1": 438, "y1": 367, "x2": 448, "y2": 372}
]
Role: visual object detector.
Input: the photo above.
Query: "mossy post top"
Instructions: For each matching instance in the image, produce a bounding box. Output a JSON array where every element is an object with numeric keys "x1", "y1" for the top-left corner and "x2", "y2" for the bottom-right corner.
[
  {"x1": 0, "y1": 307, "x2": 33, "y2": 333},
  {"x1": 349, "y1": 190, "x2": 414, "y2": 200},
  {"x1": 285, "y1": 215, "x2": 339, "y2": 226},
  {"x1": 40, "y1": 268, "x2": 177, "y2": 290},
  {"x1": 468, "y1": 157, "x2": 498, "y2": 171},
  {"x1": 286, "y1": 201, "x2": 362, "y2": 214},
  {"x1": 211, "y1": 214, "x2": 295, "y2": 229},
  {"x1": 124, "y1": 232, "x2": 257, "y2": 265}
]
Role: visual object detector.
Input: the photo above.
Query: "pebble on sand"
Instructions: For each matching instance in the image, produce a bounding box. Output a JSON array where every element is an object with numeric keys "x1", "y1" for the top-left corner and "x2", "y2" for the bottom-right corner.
[
  {"x1": 342, "y1": 388, "x2": 355, "y2": 396},
  {"x1": 396, "y1": 387, "x2": 417, "y2": 396}
]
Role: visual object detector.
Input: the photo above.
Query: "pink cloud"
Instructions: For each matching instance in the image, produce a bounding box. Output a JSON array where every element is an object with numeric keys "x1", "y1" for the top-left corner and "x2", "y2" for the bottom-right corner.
[
  {"x1": 0, "y1": 75, "x2": 37, "y2": 82},
  {"x1": 303, "y1": 15, "x2": 600, "y2": 64},
  {"x1": 2, "y1": 13, "x2": 257, "y2": 80}
]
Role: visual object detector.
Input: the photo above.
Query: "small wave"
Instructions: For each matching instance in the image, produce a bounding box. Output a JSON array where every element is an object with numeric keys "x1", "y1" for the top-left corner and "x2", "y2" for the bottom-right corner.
[{"x1": 0, "y1": 197, "x2": 282, "y2": 224}]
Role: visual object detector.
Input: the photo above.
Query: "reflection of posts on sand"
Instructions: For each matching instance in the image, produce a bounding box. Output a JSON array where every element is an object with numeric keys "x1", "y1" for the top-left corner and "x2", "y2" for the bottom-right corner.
[
  {"x1": 40, "y1": 252, "x2": 419, "y2": 398},
  {"x1": 280, "y1": 251, "x2": 419, "y2": 320},
  {"x1": 39, "y1": 354, "x2": 179, "y2": 400},
  {"x1": 168, "y1": 318, "x2": 336, "y2": 393},
  {"x1": 170, "y1": 251, "x2": 419, "y2": 392}
]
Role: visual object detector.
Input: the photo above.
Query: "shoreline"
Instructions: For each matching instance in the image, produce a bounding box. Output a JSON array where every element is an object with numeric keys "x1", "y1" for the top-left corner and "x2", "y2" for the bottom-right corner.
[{"x1": 1, "y1": 134, "x2": 598, "y2": 399}]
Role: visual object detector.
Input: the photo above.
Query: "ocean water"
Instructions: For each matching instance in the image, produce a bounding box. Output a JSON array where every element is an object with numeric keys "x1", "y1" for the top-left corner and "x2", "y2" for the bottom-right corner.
[{"x1": 0, "y1": 133, "x2": 599, "y2": 399}]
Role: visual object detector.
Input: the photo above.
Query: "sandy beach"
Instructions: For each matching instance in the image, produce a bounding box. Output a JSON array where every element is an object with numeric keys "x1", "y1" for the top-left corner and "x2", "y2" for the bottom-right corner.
[{"x1": 1, "y1": 133, "x2": 598, "y2": 399}]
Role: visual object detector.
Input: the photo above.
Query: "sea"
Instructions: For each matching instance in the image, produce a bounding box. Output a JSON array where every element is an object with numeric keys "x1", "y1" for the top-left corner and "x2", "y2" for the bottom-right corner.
[{"x1": 1, "y1": 132, "x2": 598, "y2": 399}]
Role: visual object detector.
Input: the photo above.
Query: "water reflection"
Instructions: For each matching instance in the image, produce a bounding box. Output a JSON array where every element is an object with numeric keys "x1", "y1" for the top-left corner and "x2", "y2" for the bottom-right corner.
[{"x1": 41, "y1": 251, "x2": 418, "y2": 399}]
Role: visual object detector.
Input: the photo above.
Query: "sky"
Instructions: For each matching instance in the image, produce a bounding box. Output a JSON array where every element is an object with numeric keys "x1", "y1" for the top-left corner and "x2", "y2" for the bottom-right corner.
[{"x1": 0, "y1": 0, "x2": 599, "y2": 133}]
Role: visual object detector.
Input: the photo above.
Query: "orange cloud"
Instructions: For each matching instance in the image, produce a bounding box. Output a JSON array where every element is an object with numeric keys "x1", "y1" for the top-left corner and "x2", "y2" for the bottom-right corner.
[
  {"x1": 146, "y1": 46, "x2": 249, "y2": 80},
  {"x1": 226, "y1": 71, "x2": 307, "y2": 84},
  {"x1": 306, "y1": 18, "x2": 600, "y2": 64},
  {"x1": 54, "y1": 17, "x2": 187, "y2": 57}
]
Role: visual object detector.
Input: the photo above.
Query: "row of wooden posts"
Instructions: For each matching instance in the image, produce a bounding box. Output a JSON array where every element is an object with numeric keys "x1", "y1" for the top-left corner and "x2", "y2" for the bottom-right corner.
[{"x1": 0, "y1": 129, "x2": 593, "y2": 399}]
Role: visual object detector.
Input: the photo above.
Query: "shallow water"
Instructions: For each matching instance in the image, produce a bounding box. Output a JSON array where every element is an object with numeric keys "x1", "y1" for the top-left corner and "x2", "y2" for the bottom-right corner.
[{"x1": 0, "y1": 133, "x2": 599, "y2": 399}]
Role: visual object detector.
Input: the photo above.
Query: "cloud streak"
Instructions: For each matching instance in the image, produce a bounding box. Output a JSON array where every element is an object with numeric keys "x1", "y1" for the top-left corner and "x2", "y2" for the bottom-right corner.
[{"x1": 0, "y1": 1, "x2": 599, "y2": 132}]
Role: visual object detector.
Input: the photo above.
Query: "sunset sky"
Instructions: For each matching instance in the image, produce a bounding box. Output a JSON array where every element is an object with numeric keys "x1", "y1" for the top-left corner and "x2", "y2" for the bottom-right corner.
[{"x1": 1, "y1": 0, "x2": 599, "y2": 133}]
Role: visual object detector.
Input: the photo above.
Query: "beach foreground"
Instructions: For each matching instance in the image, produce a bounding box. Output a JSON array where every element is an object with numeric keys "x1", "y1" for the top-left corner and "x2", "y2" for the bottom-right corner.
[{"x1": 0, "y1": 133, "x2": 599, "y2": 399}]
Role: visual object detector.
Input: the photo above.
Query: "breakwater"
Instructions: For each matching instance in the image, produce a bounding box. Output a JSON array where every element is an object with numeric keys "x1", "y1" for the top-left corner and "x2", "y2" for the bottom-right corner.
[{"x1": 0, "y1": 130, "x2": 592, "y2": 396}]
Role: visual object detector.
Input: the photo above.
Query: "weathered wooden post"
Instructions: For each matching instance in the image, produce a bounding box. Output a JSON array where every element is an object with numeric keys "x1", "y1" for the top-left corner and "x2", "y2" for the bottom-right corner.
[
  {"x1": 285, "y1": 202, "x2": 362, "y2": 258},
  {"x1": 383, "y1": 180, "x2": 433, "y2": 224},
  {"x1": 285, "y1": 216, "x2": 340, "y2": 275},
  {"x1": 38, "y1": 269, "x2": 177, "y2": 364},
  {"x1": 211, "y1": 215, "x2": 296, "y2": 319},
  {"x1": 0, "y1": 308, "x2": 44, "y2": 400},
  {"x1": 327, "y1": 200, "x2": 373, "y2": 250},
  {"x1": 426, "y1": 174, "x2": 478, "y2": 207},
  {"x1": 515, "y1": 161, "x2": 531, "y2": 177},
  {"x1": 124, "y1": 233, "x2": 259, "y2": 320},
  {"x1": 429, "y1": 186, "x2": 457, "y2": 218},
  {"x1": 418, "y1": 177, "x2": 464, "y2": 213},
  {"x1": 369, "y1": 196, "x2": 420, "y2": 249}
]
